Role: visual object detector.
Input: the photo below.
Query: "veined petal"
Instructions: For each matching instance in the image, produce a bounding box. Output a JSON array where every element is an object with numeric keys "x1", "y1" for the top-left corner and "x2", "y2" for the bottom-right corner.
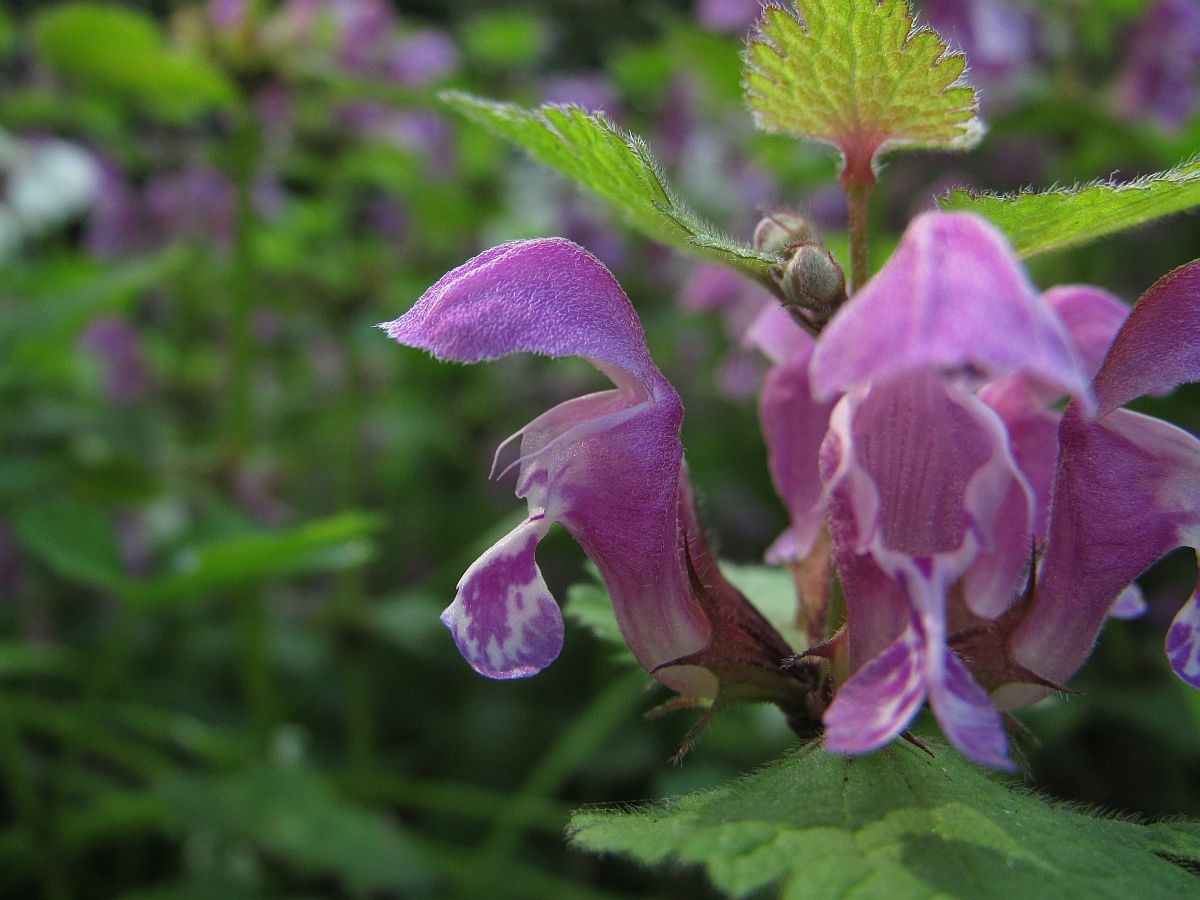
[
  {"x1": 1093, "y1": 259, "x2": 1200, "y2": 415},
  {"x1": 929, "y1": 647, "x2": 1013, "y2": 770},
  {"x1": 1166, "y1": 575, "x2": 1200, "y2": 689},
  {"x1": 980, "y1": 376, "x2": 1060, "y2": 540},
  {"x1": 811, "y1": 212, "x2": 1091, "y2": 405},
  {"x1": 1012, "y1": 407, "x2": 1200, "y2": 703},
  {"x1": 442, "y1": 517, "x2": 563, "y2": 679},
  {"x1": 759, "y1": 337, "x2": 837, "y2": 563},
  {"x1": 381, "y1": 238, "x2": 660, "y2": 388},
  {"x1": 823, "y1": 625, "x2": 926, "y2": 754}
]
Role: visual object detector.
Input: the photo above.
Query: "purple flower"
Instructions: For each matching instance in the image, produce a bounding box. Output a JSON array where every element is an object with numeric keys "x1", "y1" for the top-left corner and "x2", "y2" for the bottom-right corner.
[
  {"x1": 1112, "y1": 0, "x2": 1200, "y2": 131},
  {"x1": 144, "y1": 167, "x2": 237, "y2": 250},
  {"x1": 79, "y1": 316, "x2": 151, "y2": 406},
  {"x1": 1002, "y1": 260, "x2": 1200, "y2": 702},
  {"x1": 384, "y1": 239, "x2": 822, "y2": 714},
  {"x1": 382, "y1": 239, "x2": 714, "y2": 693},
  {"x1": 760, "y1": 212, "x2": 1101, "y2": 768},
  {"x1": 919, "y1": 0, "x2": 1037, "y2": 83},
  {"x1": 387, "y1": 28, "x2": 459, "y2": 87},
  {"x1": 697, "y1": 0, "x2": 766, "y2": 34},
  {"x1": 541, "y1": 75, "x2": 621, "y2": 115}
]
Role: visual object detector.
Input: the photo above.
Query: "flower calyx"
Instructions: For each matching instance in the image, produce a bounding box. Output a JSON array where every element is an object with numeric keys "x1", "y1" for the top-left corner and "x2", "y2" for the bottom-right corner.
[{"x1": 650, "y1": 530, "x2": 830, "y2": 748}]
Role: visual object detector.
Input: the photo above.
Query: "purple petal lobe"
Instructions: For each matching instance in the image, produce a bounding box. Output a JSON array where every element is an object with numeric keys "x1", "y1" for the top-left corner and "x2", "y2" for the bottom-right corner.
[
  {"x1": 382, "y1": 238, "x2": 658, "y2": 387},
  {"x1": 811, "y1": 212, "x2": 1091, "y2": 405},
  {"x1": 929, "y1": 648, "x2": 1014, "y2": 770},
  {"x1": 1166, "y1": 577, "x2": 1200, "y2": 689},
  {"x1": 1043, "y1": 285, "x2": 1130, "y2": 382},
  {"x1": 824, "y1": 626, "x2": 926, "y2": 754},
  {"x1": 1013, "y1": 408, "x2": 1200, "y2": 701},
  {"x1": 759, "y1": 337, "x2": 836, "y2": 562},
  {"x1": 1093, "y1": 259, "x2": 1200, "y2": 414},
  {"x1": 442, "y1": 519, "x2": 563, "y2": 679},
  {"x1": 823, "y1": 626, "x2": 926, "y2": 754}
]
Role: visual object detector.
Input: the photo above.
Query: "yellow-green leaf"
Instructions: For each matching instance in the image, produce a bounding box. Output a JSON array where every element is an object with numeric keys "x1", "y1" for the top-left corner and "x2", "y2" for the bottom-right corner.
[
  {"x1": 745, "y1": 0, "x2": 980, "y2": 177},
  {"x1": 442, "y1": 92, "x2": 778, "y2": 279},
  {"x1": 940, "y1": 158, "x2": 1200, "y2": 258}
]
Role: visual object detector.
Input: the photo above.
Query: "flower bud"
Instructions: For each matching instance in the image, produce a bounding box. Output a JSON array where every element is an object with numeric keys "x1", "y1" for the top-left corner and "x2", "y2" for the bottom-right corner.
[
  {"x1": 753, "y1": 209, "x2": 817, "y2": 254},
  {"x1": 780, "y1": 245, "x2": 846, "y2": 313}
]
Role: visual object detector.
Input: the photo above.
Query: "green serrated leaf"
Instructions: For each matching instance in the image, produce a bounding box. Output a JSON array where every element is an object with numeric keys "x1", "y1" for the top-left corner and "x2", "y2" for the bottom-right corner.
[
  {"x1": 441, "y1": 92, "x2": 778, "y2": 278},
  {"x1": 570, "y1": 741, "x2": 1200, "y2": 899},
  {"x1": 745, "y1": 0, "x2": 980, "y2": 172},
  {"x1": 939, "y1": 158, "x2": 1200, "y2": 258}
]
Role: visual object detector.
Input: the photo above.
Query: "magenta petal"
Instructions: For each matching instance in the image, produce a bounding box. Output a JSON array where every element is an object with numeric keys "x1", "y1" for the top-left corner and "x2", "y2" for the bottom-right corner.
[
  {"x1": 381, "y1": 238, "x2": 659, "y2": 387},
  {"x1": 929, "y1": 648, "x2": 1013, "y2": 770},
  {"x1": 1043, "y1": 285, "x2": 1130, "y2": 382},
  {"x1": 1014, "y1": 408, "x2": 1200, "y2": 697},
  {"x1": 745, "y1": 303, "x2": 810, "y2": 366},
  {"x1": 980, "y1": 376, "x2": 1060, "y2": 540},
  {"x1": 1093, "y1": 259, "x2": 1200, "y2": 414},
  {"x1": 442, "y1": 518, "x2": 563, "y2": 678},
  {"x1": 811, "y1": 212, "x2": 1091, "y2": 405},
  {"x1": 390, "y1": 238, "x2": 713, "y2": 695},
  {"x1": 1166, "y1": 578, "x2": 1200, "y2": 689},
  {"x1": 759, "y1": 338, "x2": 836, "y2": 562},
  {"x1": 823, "y1": 626, "x2": 926, "y2": 754}
]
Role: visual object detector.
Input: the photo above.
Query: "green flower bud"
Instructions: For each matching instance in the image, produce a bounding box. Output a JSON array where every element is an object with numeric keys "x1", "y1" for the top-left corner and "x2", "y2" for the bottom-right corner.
[
  {"x1": 753, "y1": 209, "x2": 818, "y2": 255},
  {"x1": 780, "y1": 245, "x2": 846, "y2": 313}
]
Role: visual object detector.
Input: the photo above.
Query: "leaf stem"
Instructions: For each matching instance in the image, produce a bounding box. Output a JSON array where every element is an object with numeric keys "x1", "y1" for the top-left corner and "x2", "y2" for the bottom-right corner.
[{"x1": 843, "y1": 172, "x2": 874, "y2": 294}]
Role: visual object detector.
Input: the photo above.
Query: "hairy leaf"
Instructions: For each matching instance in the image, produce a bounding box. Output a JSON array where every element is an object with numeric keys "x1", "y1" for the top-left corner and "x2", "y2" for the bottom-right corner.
[
  {"x1": 570, "y1": 741, "x2": 1200, "y2": 898},
  {"x1": 745, "y1": 0, "x2": 980, "y2": 177},
  {"x1": 442, "y1": 92, "x2": 777, "y2": 278},
  {"x1": 940, "y1": 158, "x2": 1200, "y2": 258}
]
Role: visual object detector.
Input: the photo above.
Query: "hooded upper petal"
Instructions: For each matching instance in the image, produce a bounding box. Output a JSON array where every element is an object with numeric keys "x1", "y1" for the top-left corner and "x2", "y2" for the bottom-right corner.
[
  {"x1": 385, "y1": 239, "x2": 712, "y2": 694},
  {"x1": 1092, "y1": 260, "x2": 1200, "y2": 414},
  {"x1": 1007, "y1": 407, "x2": 1200, "y2": 704},
  {"x1": 810, "y1": 212, "x2": 1092, "y2": 406},
  {"x1": 382, "y1": 237, "x2": 660, "y2": 387}
]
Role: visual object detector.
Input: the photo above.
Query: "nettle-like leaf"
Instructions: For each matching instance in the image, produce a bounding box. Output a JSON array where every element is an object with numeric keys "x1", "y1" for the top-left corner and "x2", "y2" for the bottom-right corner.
[
  {"x1": 441, "y1": 92, "x2": 778, "y2": 279},
  {"x1": 570, "y1": 742, "x2": 1200, "y2": 899},
  {"x1": 940, "y1": 158, "x2": 1200, "y2": 258},
  {"x1": 745, "y1": 0, "x2": 981, "y2": 180}
]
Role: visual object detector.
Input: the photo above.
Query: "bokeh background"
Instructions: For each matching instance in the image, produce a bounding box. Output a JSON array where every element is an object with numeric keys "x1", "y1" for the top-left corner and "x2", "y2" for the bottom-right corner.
[{"x1": 3, "y1": 0, "x2": 1200, "y2": 897}]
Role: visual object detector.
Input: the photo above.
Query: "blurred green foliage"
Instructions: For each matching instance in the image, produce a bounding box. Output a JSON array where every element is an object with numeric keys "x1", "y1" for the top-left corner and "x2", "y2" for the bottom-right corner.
[{"x1": 0, "y1": 1, "x2": 1198, "y2": 898}]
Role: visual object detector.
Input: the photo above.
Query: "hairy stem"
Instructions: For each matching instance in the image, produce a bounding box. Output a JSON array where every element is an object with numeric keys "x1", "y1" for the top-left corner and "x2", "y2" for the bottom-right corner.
[{"x1": 843, "y1": 174, "x2": 874, "y2": 294}]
